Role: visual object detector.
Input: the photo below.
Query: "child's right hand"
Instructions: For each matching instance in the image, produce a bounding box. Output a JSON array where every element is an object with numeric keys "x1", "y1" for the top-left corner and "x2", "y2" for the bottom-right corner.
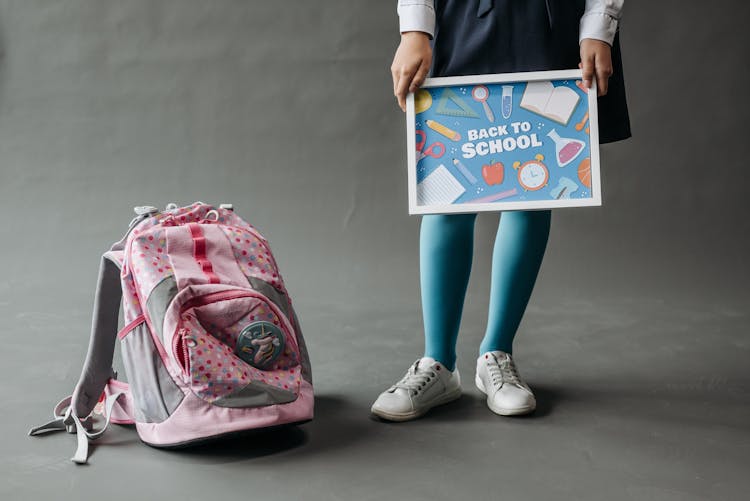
[{"x1": 391, "y1": 31, "x2": 432, "y2": 112}]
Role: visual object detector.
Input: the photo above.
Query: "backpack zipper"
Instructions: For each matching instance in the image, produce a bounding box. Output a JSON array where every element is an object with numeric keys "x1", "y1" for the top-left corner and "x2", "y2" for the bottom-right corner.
[{"x1": 173, "y1": 328, "x2": 191, "y2": 376}]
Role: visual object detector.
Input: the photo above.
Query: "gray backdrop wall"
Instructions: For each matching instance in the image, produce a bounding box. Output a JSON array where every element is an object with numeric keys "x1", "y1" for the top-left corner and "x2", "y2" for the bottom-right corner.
[
  {"x1": 1, "y1": 0, "x2": 747, "y2": 311},
  {"x1": 1, "y1": 1, "x2": 748, "y2": 500}
]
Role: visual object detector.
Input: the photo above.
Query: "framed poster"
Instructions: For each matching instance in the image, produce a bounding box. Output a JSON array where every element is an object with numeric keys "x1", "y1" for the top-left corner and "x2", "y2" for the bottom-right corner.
[{"x1": 406, "y1": 69, "x2": 601, "y2": 215}]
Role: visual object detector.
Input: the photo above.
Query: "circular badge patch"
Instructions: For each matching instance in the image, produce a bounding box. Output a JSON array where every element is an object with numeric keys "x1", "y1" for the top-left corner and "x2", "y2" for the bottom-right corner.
[{"x1": 236, "y1": 321, "x2": 285, "y2": 370}]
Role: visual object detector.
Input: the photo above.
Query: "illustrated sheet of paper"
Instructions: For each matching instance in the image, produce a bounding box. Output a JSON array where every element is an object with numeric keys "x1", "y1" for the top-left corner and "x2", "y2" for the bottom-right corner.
[
  {"x1": 407, "y1": 71, "x2": 601, "y2": 214},
  {"x1": 417, "y1": 164, "x2": 466, "y2": 206}
]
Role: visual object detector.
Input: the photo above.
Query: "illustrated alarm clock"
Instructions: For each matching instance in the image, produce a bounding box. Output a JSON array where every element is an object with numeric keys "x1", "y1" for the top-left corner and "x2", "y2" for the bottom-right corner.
[{"x1": 513, "y1": 154, "x2": 549, "y2": 191}]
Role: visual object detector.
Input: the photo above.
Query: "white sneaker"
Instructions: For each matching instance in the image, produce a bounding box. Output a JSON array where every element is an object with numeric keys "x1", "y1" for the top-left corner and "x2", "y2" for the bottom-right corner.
[
  {"x1": 371, "y1": 357, "x2": 462, "y2": 422},
  {"x1": 475, "y1": 351, "x2": 536, "y2": 416}
]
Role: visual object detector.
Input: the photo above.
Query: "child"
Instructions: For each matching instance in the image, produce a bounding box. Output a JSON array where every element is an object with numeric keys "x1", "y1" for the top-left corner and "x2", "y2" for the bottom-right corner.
[{"x1": 371, "y1": 0, "x2": 630, "y2": 421}]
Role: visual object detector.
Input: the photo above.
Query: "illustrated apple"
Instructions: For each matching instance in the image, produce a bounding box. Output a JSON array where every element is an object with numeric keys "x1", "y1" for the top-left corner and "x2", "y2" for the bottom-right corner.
[{"x1": 482, "y1": 160, "x2": 504, "y2": 185}]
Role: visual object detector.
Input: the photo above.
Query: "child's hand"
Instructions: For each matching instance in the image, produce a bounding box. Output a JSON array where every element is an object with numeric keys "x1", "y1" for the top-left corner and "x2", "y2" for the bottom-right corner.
[
  {"x1": 391, "y1": 31, "x2": 432, "y2": 112},
  {"x1": 579, "y1": 39, "x2": 613, "y2": 97}
]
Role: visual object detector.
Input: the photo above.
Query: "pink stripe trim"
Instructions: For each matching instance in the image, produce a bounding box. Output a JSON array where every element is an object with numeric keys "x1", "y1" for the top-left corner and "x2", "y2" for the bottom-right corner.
[
  {"x1": 104, "y1": 378, "x2": 135, "y2": 425},
  {"x1": 188, "y1": 223, "x2": 220, "y2": 284},
  {"x1": 126, "y1": 225, "x2": 176, "y2": 373},
  {"x1": 143, "y1": 310, "x2": 170, "y2": 365},
  {"x1": 106, "y1": 379, "x2": 130, "y2": 391},
  {"x1": 203, "y1": 225, "x2": 253, "y2": 287},
  {"x1": 117, "y1": 314, "x2": 146, "y2": 339}
]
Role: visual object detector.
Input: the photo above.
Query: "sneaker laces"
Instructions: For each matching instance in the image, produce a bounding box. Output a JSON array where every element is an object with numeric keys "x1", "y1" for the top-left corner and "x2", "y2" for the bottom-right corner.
[
  {"x1": 487, "y1": 354, "x2": 521, "y2": 386},
  {"x1": 393, "y1": 363, "x2": 437, "y2": 396}
]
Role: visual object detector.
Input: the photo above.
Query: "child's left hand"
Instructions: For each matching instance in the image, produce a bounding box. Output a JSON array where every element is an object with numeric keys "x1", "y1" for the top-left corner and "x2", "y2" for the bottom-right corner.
[{"x1": 579, "y1": 39, "x2": 613, "y2": 97}]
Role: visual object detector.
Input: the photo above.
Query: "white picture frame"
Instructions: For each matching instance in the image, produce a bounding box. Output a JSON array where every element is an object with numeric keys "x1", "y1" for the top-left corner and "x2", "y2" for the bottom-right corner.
[{"x1": 406, "y1": 69, "x2": 601, "y2": 215}]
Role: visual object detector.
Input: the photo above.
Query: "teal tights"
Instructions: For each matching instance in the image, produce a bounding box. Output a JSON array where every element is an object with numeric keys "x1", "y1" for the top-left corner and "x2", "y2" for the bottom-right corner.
[{"x1": 420, "y1": 211, "x2": 551, "y2": 370}]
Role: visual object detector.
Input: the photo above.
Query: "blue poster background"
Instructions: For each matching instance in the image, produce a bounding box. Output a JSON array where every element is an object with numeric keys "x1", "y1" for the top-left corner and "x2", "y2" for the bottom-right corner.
[{"x1": 415, "y1": 79, "x2": 593, "y2": 206}]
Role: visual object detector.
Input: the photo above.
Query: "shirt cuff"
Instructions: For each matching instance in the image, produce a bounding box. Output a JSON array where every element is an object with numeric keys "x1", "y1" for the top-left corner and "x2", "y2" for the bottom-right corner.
[
  {"x1": 579, "y1": 12, "x2": 619, "y2": 45},
  {"x1": 397, "y1": 1, "x2": 436, "y2": 38}
]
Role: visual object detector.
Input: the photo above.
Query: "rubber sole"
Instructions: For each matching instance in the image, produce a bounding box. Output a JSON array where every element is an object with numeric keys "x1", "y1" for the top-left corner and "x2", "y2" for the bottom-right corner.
[
  {"x1": 370, "y1": 387, "x2": 463, "y2": 422},
  {"x1": 475, "y1": 375, "x2": 536, "y2": 416}
]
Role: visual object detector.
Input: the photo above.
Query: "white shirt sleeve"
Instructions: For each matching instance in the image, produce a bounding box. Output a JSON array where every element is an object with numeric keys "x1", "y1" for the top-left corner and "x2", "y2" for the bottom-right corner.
[
  {"x1": 397, "y1": 0, "x2": 436, "y2": 38},
  {"x1": 396, "y1": 0, "x2": 622, "y2": 45},
  {"x1": 579, "y1": 0, "x2": 624, "y2": 45}
]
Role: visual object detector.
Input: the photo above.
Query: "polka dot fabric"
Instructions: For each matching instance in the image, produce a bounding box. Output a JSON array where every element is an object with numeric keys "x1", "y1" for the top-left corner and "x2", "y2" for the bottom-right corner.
[
  {"x1": 220, "y1": 226, "x2": 286, "y2": 292},
  {"x1": 179, "y1": 310, "x2": 302, "y2": 403},
  {"x1": 128, "y1": 228, "x2": 173, "y2": 299}
]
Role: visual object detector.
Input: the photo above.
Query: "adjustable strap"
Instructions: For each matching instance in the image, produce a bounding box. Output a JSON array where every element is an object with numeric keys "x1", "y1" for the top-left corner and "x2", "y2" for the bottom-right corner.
[
  {"x1": 29, "y1": 388, "x2": 128, "y2": 464},
  {"x1": 69, "y1": 390, "x2": 127, "y2": 464},
  {"x1": 28, "y1": 396, "x2": 89, "y2": 436}
]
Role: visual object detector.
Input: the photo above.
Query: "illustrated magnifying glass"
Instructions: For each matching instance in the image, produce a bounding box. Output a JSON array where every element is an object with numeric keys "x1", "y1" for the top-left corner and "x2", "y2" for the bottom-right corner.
[{"x1": 471, "y1": 85, "x2": 495, "y2": 122}]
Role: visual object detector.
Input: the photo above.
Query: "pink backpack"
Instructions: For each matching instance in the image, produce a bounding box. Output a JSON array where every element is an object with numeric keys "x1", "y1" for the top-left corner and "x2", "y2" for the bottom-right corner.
[{"x1": 30, "y1": 202, "x2": 314, "y2": 463}]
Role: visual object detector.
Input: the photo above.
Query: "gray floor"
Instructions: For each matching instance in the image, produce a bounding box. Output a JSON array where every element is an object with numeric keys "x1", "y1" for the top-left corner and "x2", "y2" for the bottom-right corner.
[
  {"x1": 3, "y1": 257, "x2": 749, "y2": 501},
  {"x1": 1, "y1": 1, "x2": 749, "y2": 499}
]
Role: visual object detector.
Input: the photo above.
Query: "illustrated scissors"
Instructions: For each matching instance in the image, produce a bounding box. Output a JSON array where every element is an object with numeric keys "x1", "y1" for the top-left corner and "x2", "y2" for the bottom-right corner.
[{"x1": 416, "y1": 130, "x2": 446, "y2": 162}]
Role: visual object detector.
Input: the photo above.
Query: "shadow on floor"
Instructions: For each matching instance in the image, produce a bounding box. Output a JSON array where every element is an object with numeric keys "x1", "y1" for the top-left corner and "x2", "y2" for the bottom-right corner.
[
  {"x1": 154, "y1": 424, "x2": 309, "y2": 464},
  {"x1": 151, "y1": 394, "x2": 372, "y2": 463},
  {"x1": 291, "y1": 394, "x2": 375, "y2": 456}
]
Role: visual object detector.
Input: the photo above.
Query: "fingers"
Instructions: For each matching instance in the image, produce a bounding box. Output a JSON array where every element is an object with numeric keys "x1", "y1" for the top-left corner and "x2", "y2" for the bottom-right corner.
[
  {"x1": 594, "y1": 53, "x2": 613, "y2": 97},
  {"x1": 394, "y1": 66, "x2": 415, "y2": 112},
  {"x1": 393, "y1": 62, "x2": 421, "y2": 112},
  {"x1": 410, "y1": 60, "x2": 430, "y2": 94},
  {"x1": 580, "y1": 54, "x2": 595, "y2": 93},
  {"x1": 390, "y1": 65, "x2": 406, "y2": 112},
  {"x1": 390, "y1": 32, "x2": 432, "y2": 112},
  {"x1": 391, "y1": 68, "x2": 403, "y2": 110},
  {"x1": 393, "y1": 59, "x2": 429, "y2": 112},
  {"x1": 580, "y1": 39, "x2": 613, "y2": 97}
]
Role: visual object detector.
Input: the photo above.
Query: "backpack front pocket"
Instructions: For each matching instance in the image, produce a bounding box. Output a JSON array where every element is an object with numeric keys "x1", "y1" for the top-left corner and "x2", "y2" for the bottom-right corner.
[{"x1": 171, "y1": 289, "x2": 302, "y2": 406}]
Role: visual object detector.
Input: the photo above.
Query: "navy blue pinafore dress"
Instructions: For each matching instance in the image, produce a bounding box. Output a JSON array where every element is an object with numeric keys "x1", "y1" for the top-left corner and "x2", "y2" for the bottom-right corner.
[{"x1": 431, "y1": 0, "x2": 631, "y2": 143}]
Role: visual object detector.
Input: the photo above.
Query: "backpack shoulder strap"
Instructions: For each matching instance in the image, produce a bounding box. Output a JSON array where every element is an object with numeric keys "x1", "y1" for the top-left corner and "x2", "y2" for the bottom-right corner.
[
  {"x1": 29, "y1": 249, "x2": 134, "y2": 464},
  {"x1": 70, "y1": 251, "x2": 124, "y2": 418},
  {"x1": 30, "y1": 205, "x2": 174, "y2": 463}
]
